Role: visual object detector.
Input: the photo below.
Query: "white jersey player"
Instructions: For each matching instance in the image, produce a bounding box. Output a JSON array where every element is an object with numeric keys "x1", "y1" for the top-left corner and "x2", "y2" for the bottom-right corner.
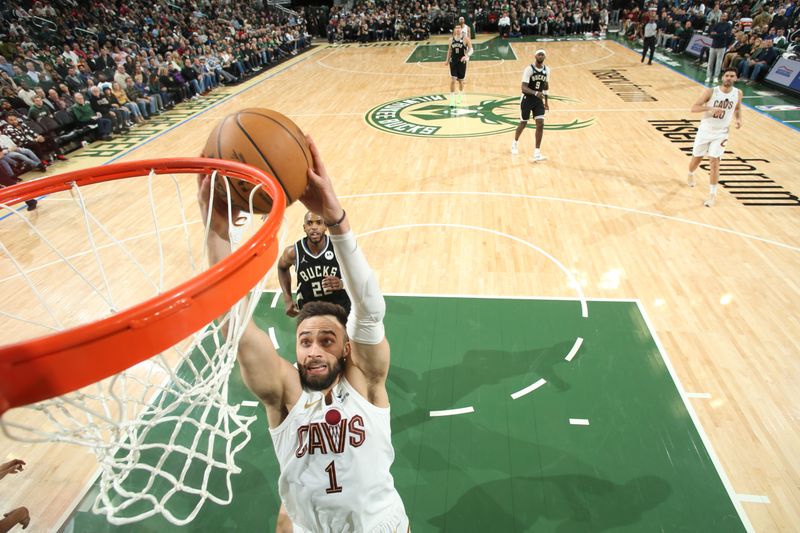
[
  {"x1": 199, "y1": 136, "x2": 409, "y2": 533},
  {"x1": 457, "y1": 16, "x2": 471, "y2": 39},
  {"x1": 271, "y1": 377, "x2": 406, "y2": 532},
  {"x1": 687, "y1": 67, "x2": 742, "y2": 207}
]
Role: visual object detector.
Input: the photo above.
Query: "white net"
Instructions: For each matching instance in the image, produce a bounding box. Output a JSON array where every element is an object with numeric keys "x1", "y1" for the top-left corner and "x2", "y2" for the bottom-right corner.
[{"x1": 0, "y1": 166, "x2": 285, "y2": 525}]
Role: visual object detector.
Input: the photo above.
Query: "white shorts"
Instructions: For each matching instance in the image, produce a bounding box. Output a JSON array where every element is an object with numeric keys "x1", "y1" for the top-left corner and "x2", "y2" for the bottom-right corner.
[
  {"x1": 291, "y1": 508, "x2": 410, "y2": 533},
  {"x1": 692, "y1": 129, "x2": 729, "y2": 158}
]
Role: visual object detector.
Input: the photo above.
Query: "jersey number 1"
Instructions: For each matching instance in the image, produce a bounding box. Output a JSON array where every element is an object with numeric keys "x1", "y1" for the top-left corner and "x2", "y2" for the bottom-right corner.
[{"x1": 325, "y1": 460, "x2": 343, "y2": 494}]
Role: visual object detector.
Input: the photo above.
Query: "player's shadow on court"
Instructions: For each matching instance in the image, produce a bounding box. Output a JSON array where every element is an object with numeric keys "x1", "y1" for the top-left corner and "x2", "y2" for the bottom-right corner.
[
  {"x1": 429, "y1": 473, "x2": 671, "y2": 532},
  {"x1": 388, "y1": 340, "x2": 576, "y2": 437}
]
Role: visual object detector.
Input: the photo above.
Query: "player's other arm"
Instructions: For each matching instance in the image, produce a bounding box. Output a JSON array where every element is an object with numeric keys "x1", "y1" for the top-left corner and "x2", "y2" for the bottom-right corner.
[
  {"x1": 733, "y1": 91, "x2": 743, "y2": 128},
  {"x1": 542, "y1": 75, "x2": 549, "y2": 108},
  {"x1": 463, "y1": 36, "x2": 473, "y2": 62},
  {"x1": 277, "y1": 245, "x2": 300, "y2": 317},
  {"x1": 198, "y1": 176, "x2": 299, "y2": 423},
  {"x1": 520, "y1": 66, "x2": 536, "y2": 96},
  {"x1": 690, "y1": 88, "x2": 721, "y2": 117},
  {"x1": 444, "y1": 39, "x2": 452, "y2": 65},
  {"x1": 301, "y1": 137, "x2": 391, "y2": 403}
]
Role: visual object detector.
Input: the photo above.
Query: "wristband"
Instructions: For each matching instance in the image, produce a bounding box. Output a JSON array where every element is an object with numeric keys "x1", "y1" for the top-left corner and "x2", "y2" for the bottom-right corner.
[{"x1": 325, "y1": 209, "x2": 346, "y2": 228}]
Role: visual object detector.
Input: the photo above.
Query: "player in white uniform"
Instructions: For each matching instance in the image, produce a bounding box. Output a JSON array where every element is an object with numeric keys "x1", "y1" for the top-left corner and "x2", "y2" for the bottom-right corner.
[
  {"x1": 687, "y1": 67, "x2": 742, "y2": 207},
  {"x1": 199, "y1": 136, "x2": 409, "y2": 533},
  {"x1": 457, "y1": 16, "x2": 471, "y2": 40}
]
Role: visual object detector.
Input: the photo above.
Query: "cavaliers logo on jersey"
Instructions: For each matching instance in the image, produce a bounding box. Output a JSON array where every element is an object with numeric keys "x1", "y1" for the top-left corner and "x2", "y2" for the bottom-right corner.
[
  {"x1": 294, "y1": 415, "x2": 366, "y2": 457},
  {"x1": 366, "y1": 93, "x2": 595, "y2": 138}
]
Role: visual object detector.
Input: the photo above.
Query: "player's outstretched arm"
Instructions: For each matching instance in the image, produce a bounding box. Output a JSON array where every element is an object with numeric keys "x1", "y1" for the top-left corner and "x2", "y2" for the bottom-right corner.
[
  {"x1": 197, "y1": 175, "x2": 300, "y2": 422},
  {"x1": 277, "y1": 245, "x2": 300, "y2": 317},
  {"x1": 301, "y1": 136, "x2": 391, "y2": 394}
]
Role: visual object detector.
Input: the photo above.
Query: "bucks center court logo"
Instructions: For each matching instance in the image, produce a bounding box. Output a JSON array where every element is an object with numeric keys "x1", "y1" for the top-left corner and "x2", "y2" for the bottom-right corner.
[{"x1": 365, "y1": 93, "x2": 595, "y2": 138}]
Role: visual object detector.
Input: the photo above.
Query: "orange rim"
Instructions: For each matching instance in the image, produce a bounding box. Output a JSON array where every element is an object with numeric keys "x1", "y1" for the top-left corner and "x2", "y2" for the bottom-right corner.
[{"x1": 0, "y1": 158, "x2": 286, "y2": 415}]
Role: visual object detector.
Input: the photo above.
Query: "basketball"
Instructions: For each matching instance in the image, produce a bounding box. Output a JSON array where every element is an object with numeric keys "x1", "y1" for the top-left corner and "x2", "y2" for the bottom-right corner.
[{"x1": 204, "y1": 108, "x2": 311, "y2": 214}]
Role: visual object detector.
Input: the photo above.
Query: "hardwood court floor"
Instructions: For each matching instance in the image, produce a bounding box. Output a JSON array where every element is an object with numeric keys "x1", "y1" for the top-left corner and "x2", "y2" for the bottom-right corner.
[{"x1": 0, "y1": 38, "x2": 798, "y2": 531}]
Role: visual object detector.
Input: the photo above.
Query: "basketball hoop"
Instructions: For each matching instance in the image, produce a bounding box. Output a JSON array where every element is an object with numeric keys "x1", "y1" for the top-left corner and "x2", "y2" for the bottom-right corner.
[{"x1": 0, "y1": 158, "x2": 287, "y2": 525}]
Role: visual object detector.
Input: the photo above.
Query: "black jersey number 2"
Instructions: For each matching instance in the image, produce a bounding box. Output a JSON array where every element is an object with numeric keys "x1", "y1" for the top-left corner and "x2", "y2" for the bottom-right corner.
[{"x1": 312, "y1": 281, "x2": 323, "y2": 297}]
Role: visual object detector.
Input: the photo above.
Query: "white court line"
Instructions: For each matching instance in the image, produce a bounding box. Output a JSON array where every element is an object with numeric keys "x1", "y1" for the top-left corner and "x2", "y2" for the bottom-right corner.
[
  {"x1": 270, "y1": 290, "x2": 281, "y2": 308},
  {"x1": 569, "y1": 418, "x2": 590, "y2": 425},
  {"x1": 268, "y1": 327, "x2": 280, "y2": 349},
  {"x1": 564, "y1": 337, "x2": 584, "y2": 362},
  {"x1": 636, "y1": 300, "x2": 755, "y2": 532},
  {"x1": 737, "y1": 494, "x2": 771, "y2": 504},
  {"x1": 510, "y1": 378, "x2": 547, "y2": 399},
  {"x1": 241, "y1": 400, "x2": 260, "y2": 408},
  {"x1": 293, "y1": 107, "x2": 690, "y2": 116},
  {"x1": 741, "y1": 96, "x2": 763, "y2": 99},
  {"x1": 784, "y1": 120, "x2": 800, "y2": 123},
  {"x1": 384, "y1": 292, "x2": 636, "y2": 302},
  {"x1": 553, "y1": 107, "x2": 688, "y2": 112},
  {"x1": 339, "y1": 191, "x2": 800, "y2": 253},
  {"x1": 430, "y1": 406, "x2": 475, "y2": 417},
  {"x1": 686, "y1": 392, "x2": 712, "y2": 399},
  {"x1": 53, "y1": 469, "x2": 102, "y2": 531},
  {"x1": 319, "y1": 40, "x2": 612, "y2": 76},
  {"x1": 288, "y1": 112, "x2": 363, "y2": 117},
  {"x1": 357, "y1": 223, "x2": 589, "y2": 318},
  {"x1": 403, "y1": 43, "x2": 419, "y2": 63}
]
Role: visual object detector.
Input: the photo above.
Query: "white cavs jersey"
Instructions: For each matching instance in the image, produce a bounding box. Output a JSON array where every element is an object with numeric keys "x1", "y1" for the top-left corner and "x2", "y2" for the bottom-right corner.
[
  {"x1": 269, "y1": 377, "x2": 407, "y2": 532},
  {"x1": 699, "y1": 85, "x2": 739, "y2": 133}
]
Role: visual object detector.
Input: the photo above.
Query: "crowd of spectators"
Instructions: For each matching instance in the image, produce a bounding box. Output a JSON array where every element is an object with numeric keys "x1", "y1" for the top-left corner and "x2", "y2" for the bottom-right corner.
[
  {"x1": 321, "y1": 0, "x2": 611, "y2": 44},
  {"x1": 472, "y1": 0, "x2": 611, "y2": 37},
  {"x1": 620, "y1": 0, "x2": 800, "y2": 85},
  {"x1": 1, "y1": 0, "x2": 797, "y2": 202},
  {"x1": 322, "y1": 1, "x2": 461, "y2": 43},
  {"x1": 0, "y1": 0, "x2": 311, "y2": 199}
]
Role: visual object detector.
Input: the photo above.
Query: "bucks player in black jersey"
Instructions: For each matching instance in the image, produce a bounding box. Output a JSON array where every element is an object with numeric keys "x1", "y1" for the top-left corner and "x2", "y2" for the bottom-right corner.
[
  {"x1": 512, "y1": 49, "x2": 551, "y2": 162},
  {"x1": 278, "y1": 212, "x2": 352, "y2": 317},
  {"x1": 444, "y1": 26, "x2": 473, "y2": 107}
]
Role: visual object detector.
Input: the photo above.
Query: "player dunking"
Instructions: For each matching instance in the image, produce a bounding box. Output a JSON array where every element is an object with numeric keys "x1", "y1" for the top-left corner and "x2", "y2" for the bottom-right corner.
[
  {"x1": 512, "y1": 49, "x2": 550, "y2": 162},
  {"x1": 199, "y1": 136, "x2": 409, "y2": 532},
  {"x1": 687, "y1": 67, "x2": 742, "y2": 207},
  {"x1": 278, "y1": 212, "x2": 351, "y2": 318},
  {"x1": 444, "y1": 26, "x2": 473, "y2": 107}
]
